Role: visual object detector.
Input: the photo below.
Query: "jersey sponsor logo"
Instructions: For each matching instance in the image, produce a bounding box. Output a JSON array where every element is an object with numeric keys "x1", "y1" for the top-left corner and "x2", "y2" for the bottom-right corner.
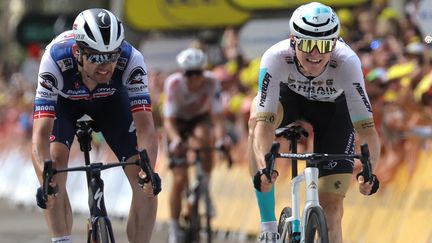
[
  {"x1": 130, "y1": 95, "x2": 152, "y2": 113},
  {"x1": 127, "y1": 67, "x2": 147, "y2": 85},
  {"x1": 326, "y1": 79, "x2": 334, "y2": 85},
  {"x1": 288, "y1": 84, "x2": 338, "y2": 96},
  {"x1": 353, "y1": 83, "x2": 372, "y2": 113},
  {"x1": 258, "y1": 69, "x2": 272, "y2": 107},
  {"x1": 256, "y1": 112, "x2": 275, "y2": 124},
  {"x1": 37, "y1": 90, "x2": 57, "y2": 99},
  {"x1": 329, "y1": 60, "x2": 338, "y2": 68},
  {"x1": 116, "y1": 57, "x2": 127, "y2": 70},
  {"x1": 285, "y1": 56, "x2": 294, "y2": 64},
  {"x1": 34, "y1": 105, "x2": 55, "y2": 112},
  {"x1": 127, "y1": 86, "x2": 147, "y2": 94},
  {"x1": 39, "y1": 72, "x2": 58, "y2": 92},
  {"x1": 56, "y1": 58, "x2": 74, "y2": 72}
]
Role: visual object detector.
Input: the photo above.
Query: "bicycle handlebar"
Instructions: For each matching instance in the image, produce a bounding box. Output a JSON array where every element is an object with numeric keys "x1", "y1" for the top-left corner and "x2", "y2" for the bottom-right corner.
[
  {"x1": 41, "y1": 149, "x2": 162, "y2": 200},
  {"x1": 264, "y1": 141, "x2": 373, "y2": 183}
]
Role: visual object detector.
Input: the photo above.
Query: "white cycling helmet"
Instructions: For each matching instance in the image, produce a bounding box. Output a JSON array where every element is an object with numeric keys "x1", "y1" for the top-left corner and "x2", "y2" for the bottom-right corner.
[
  {"x1": 176, "y1": 48, "x2": 207, "y2": 71},
  {"x1": 289, "y1": 2, "x2": 340, "y2": 39},
  {"x1": 73, "y1": 8, "x2": 124, "y2": 52}
]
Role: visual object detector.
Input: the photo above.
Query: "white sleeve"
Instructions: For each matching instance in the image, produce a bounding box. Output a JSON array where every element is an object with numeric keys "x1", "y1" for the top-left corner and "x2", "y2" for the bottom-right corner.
[
  {"x1": 122, "y1": 48, "x2": 152, "y2": 113},
  {"x1": 162, "y1": 76, "x2": 178, "y2": 118},
  {"x1": 255, "y1": 48, "x2": 287, "y2": 114},
  {"x1": 34, "y1": 50, "x2": 64, "y2": 119},
  {"x1": 338, "y1": 55, "x2": 374, "y2": 122}
]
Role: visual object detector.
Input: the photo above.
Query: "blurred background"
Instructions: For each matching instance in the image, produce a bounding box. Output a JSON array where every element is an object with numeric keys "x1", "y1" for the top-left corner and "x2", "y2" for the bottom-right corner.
[{"x1": 0, "y1": 0, "x2": 432, "y2": 242}]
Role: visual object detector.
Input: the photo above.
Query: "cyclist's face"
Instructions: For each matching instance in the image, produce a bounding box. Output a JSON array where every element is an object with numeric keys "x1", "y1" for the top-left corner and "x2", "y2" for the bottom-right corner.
[
  {"x1": 293, "y1": 37, "x2": 335, "y2": 77},
  {"x1": 185, "y1": 70, "x2": 204, "y2": 91},
  {"x1": 80, "y1": 48, "x2": 120, "y2": 83}
]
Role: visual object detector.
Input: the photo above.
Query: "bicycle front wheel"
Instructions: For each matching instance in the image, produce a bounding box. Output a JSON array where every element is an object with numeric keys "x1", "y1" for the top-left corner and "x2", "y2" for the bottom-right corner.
[
  {"x1": 94, "y1": 217, "x2": 113, "y2": 243},
  {"x1": 304, "y1": 206, "x2": 329, "y2": 243}
]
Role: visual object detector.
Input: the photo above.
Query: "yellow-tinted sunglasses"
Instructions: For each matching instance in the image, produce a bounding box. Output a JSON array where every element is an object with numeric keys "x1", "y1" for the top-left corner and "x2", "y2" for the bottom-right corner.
[{"x1": 295, "y1": 38, "x2": 336, "y2": 54}]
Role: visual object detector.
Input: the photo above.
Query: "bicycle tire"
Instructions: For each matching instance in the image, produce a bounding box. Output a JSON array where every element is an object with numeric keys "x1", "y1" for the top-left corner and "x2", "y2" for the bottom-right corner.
[
  {"x1": 278, "y1": 207, "x2": 294, "y2": 243},
  {"x1": 185, "y1": 200, "x2": 201, "y2": 243},
  {"x1": 304, "y1": 206, "x2": 329, "y2": 243},
  {"x1": 204, "y1": 193, "x2": 213, "y2": 243},
  {"x1": 94, "y1": 217, "x2": 112, "y2": 243}
]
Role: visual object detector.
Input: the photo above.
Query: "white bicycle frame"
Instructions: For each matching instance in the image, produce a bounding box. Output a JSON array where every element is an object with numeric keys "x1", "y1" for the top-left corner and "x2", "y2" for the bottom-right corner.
[{"x1": 279, "y1": 162, "x2": 321, "y2": 243}]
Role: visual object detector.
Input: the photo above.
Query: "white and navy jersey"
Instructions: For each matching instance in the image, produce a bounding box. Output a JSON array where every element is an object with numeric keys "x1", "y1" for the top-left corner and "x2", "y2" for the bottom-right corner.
[
  {"x1": 256, "y1": 39, "x2": 373, "y2": 123},
  {"x1": 163, "y1": 71, "x2": 222, "y2": 120},
  {"x1": 33, "y1": 30, "x2": 151, "y2": 119}
]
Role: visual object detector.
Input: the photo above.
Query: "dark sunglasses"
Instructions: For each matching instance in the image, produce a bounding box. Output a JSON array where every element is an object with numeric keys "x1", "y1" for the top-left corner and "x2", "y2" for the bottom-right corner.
[
  {"x1": 81, "y1": 49, "x2": 121, "y2": 64},
  {"x1": 185, "y1": 70, "x2": 203, "y2": 77},
  {"x1": 295, "y1": 38, "x2": 335, "y2": 54}
]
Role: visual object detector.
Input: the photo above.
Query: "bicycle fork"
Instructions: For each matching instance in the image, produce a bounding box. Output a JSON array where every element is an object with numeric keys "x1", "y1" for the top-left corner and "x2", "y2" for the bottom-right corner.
[
  {"x1": 282, "y1": 167, "x2": 320, "y2": 243},
  {"x1": 87, "y1": 170, "x2": 115, "y2": 243}
]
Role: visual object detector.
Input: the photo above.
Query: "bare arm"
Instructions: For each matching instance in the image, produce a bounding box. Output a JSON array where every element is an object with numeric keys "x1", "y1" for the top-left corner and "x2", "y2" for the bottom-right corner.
[
  {"x1": 163, "y1": 116, "x2": 182, "y2": 143},
  {"x1": 253, "y1": 121, "x2": 276, "y2": 170},
  {"x1": 211, "y1": 112, "x2": 225, "y2": 144},
  {"x1": 133, "y1": 111, "x2": 158, "y2": 168},
  {"x1": 31, "y1": 117, "x2": 54, "y2": 184},
  {"x1": 353, "y1": 118, "x2": 381, "y2": 171}
]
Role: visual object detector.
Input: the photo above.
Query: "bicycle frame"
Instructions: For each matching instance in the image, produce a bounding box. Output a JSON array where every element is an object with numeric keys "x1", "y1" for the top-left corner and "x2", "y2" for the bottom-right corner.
[
  {"x1": 280, "y1": 164, "x2": 320, "y2": 243},
  {"x1": 182, "y1": 146, "x2": 232, "y2": 243},
  {"x1": 268, "y1": 126, "x2": 373, "y2": 243},
  {"x1": 41, "y1": 119, "x2": 158, "y2": 243}
]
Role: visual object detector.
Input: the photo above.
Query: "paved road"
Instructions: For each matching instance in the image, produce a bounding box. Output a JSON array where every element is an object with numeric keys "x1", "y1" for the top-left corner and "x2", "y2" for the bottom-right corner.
[{"x1": 0, "y1": 199, "x2": 255, "y2": 243}]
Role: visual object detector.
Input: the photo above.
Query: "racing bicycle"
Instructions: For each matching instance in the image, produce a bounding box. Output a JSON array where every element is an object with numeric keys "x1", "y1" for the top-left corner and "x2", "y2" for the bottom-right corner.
[
  {"x1": 40, "y1": 118, "x2": 161, "y2": 243},
  {"x1": 180, "y1": 146, "x2": 232, "y2": 243},
  {"x1": 264, "y1": 125, "x2": 373, "y2": 243}
]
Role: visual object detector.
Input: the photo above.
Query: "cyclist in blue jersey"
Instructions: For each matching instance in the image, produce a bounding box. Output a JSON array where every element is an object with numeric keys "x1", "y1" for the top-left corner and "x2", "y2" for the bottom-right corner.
[
  {"x1": 31, "y1": 8, "x2": 160, "y2": 243},
  {"x1": 248, "y1": 2, "x2": 381, "y2": 243}
]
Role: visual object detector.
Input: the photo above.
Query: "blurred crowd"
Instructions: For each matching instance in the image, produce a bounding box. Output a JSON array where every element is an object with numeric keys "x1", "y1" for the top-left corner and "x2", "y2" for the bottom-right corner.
[{"x1": 1, "y1": 1, "x2": 431, "y2": 186}]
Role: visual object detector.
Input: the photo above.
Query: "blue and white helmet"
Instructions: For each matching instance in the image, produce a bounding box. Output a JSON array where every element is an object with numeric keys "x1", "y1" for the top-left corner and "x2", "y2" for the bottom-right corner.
[
  {"x1": 289, "y1": 2, "x2": 340, "y2": 39},
  {"x1": 73, "y1": 8, "x2": 124, "y2": 52}
]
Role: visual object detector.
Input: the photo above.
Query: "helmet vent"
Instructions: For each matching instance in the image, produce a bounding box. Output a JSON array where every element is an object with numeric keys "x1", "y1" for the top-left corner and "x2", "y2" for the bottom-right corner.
[
  {"x1": 293, "y1": 22, "x2": 339, "y2": 38},
  {"x1": 99, "y1": 26, "x2": 111, "y2": 46},
  {"x1": 83, "y1": 23, "x2": 95, "y2": 42},
  {"x1": 302, "y1": 17, "x2": 330, "y2": 27}
]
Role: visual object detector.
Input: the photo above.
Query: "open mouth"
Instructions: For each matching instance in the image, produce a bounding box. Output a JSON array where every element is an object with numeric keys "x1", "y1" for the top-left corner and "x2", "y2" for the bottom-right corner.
[
  {"x1": 96, "y1": 70, "x2": 110, "y2": 76},
  {"x1": 306, "y1": 58, "x2": 322, "y2": 64}
]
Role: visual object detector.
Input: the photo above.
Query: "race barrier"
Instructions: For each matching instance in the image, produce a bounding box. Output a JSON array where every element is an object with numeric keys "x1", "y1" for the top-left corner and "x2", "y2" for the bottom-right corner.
[{"x1": 1, "y1": 142, "x2": 431, "y2": 242}]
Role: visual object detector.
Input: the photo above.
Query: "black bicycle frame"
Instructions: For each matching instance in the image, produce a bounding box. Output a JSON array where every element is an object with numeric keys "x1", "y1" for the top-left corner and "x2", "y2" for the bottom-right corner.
[{"x1": 41, "y1": 120, "x2": 157, "y2": 243}]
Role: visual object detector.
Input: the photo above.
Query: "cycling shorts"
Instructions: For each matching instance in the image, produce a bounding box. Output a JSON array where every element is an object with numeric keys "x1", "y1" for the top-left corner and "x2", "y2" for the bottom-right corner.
[
  {"x1": 168, "y1": 113, "x2": 211, "y2": 168},
  {"x1": 51, "y1": 88, "x2": 138, "y2": 162},
  {"x1": 278, "y1": 83, "x2": 356, "y2": 177}
]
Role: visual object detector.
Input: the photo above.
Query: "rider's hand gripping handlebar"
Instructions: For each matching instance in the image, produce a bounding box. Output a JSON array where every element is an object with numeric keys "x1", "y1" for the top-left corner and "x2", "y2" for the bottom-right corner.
[
  {"x1": 359, "y1": 144, "x2": 372, "y2": 183},
  {"x1": 137, "y1": 150, "x2": 162, "y2": 196},
  {"x1": 264, "y1": 142, "x2": 280, "y2": 181}
]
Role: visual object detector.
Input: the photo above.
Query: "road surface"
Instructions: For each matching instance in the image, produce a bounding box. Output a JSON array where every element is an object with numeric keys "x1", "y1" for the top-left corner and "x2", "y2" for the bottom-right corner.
[{"x1": 0, "y1": 198, "x2": 255, "y2": 243}]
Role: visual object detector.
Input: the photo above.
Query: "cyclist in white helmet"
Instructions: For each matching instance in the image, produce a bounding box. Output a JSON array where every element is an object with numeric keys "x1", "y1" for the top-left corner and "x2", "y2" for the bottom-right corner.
[
  {"x1": 163, "y1": 47, "x2": 230, "y2": 243},
  {"x1": 32, "y1": 8, "x2": 160, "y2": 243},
  {"x1": 248, "y1": 2, "x2": 381, "y2": 242}
]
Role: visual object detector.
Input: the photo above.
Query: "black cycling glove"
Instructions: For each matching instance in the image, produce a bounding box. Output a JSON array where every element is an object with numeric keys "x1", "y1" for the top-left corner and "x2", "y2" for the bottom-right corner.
[
  {"x1": 253, "y1": 168, "x2": 279, "y2": 192},
  {"x1": 138, "y1": 172, "x2": 162, "y2": 196},
  {"x1": 35, "y1": 184, "x2": 59, "y2": 209},
  {"x1": 356, "y1": 172, "x2": 380, "y2": 195}
]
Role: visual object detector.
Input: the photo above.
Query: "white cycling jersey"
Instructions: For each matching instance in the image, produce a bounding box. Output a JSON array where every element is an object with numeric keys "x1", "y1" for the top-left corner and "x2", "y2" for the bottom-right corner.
[
  {"x1": 256, "y1": 39, "x2": 373, "y2": 123},
  {"x1": 163, "y1": 71, "x2": 222, "y2": 120}
]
